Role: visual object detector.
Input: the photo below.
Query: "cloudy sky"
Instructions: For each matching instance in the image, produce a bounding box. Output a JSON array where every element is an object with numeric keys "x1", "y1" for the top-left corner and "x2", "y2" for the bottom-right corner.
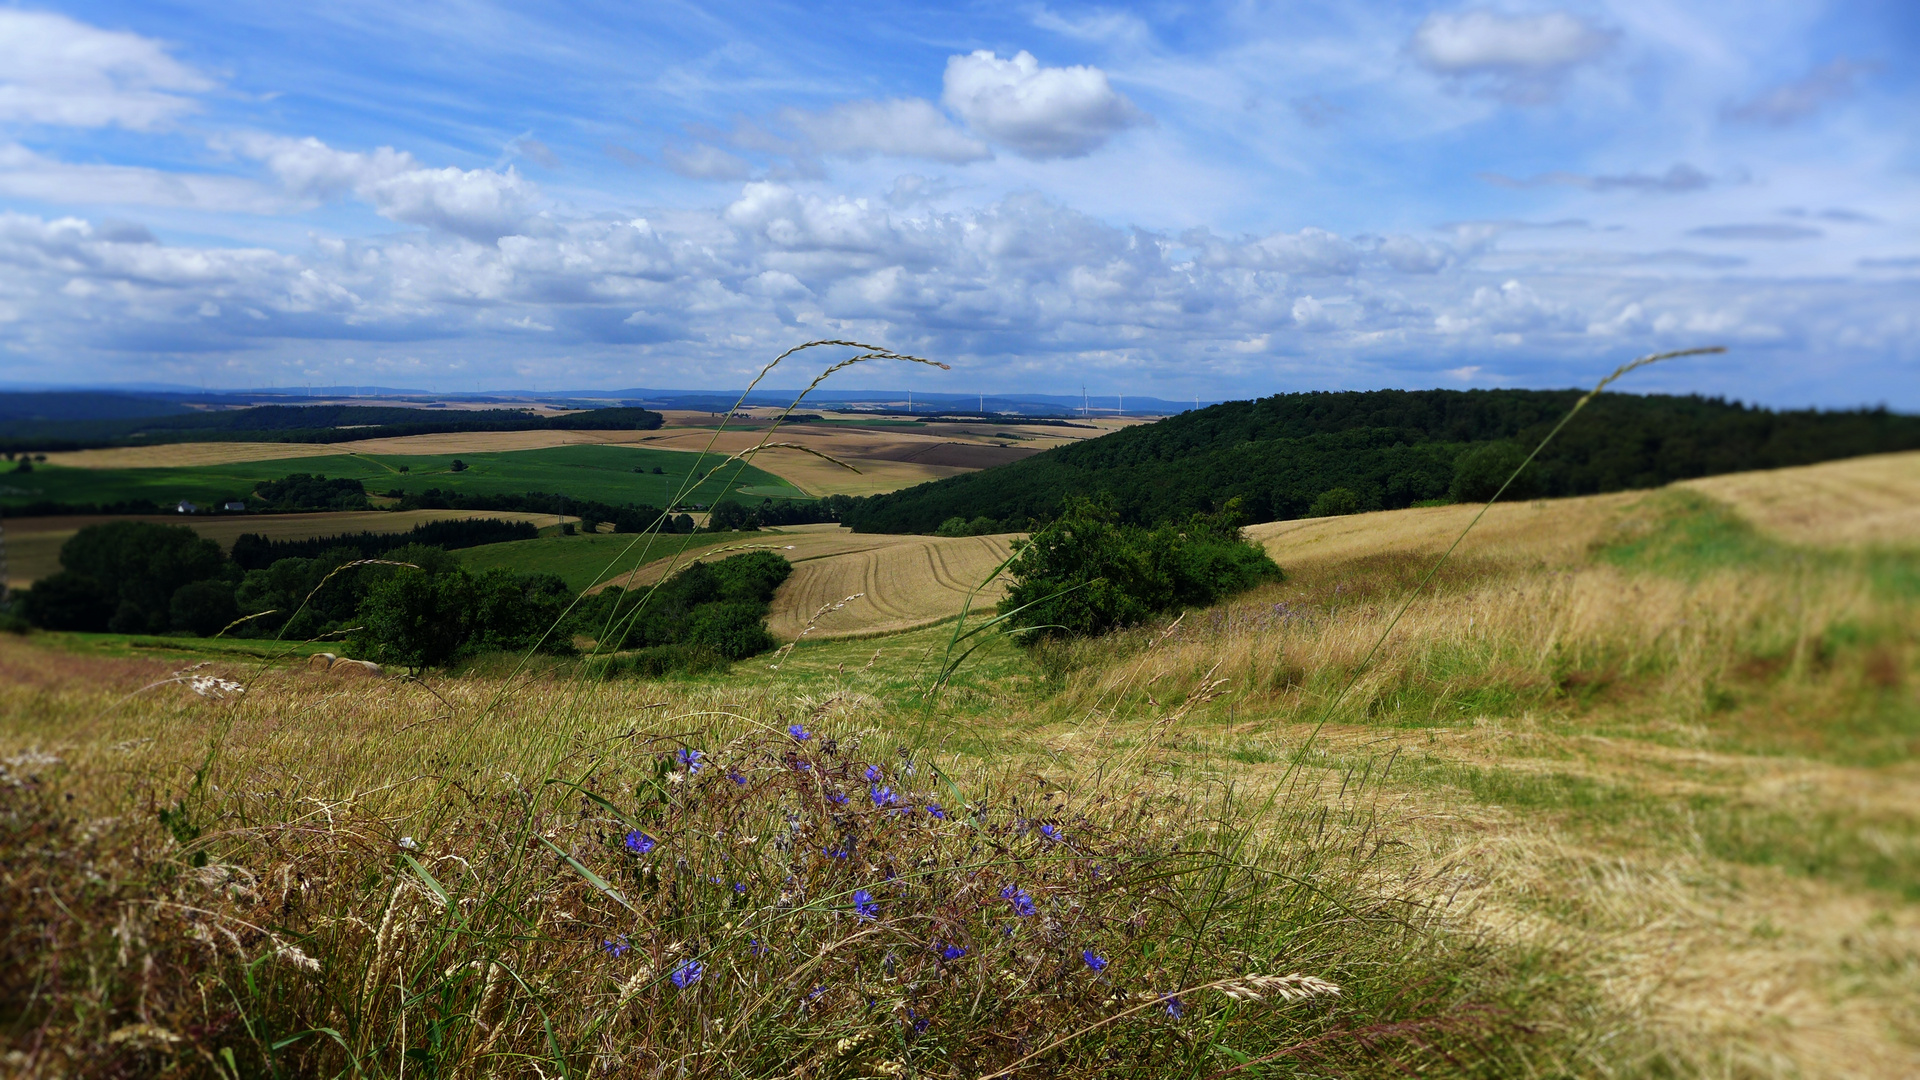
[{"x1": 0, "y1": 1, "x2": 1914, "y2": 406}]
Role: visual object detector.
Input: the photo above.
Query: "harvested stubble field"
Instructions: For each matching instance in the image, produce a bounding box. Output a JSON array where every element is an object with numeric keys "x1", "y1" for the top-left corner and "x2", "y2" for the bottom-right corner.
[
  {"x1": 2, "y1": 509, "x2": 578, "y2": 591},
  {"x1": 41, "y1": 412, "x2": 1137, "y2": 499},
  {"x1": 564, "y1": 523, "x2": 1018, "y2": 640},
  {"x1": 2, "y1": 453, "x2": 1916, "y2": 1077}
]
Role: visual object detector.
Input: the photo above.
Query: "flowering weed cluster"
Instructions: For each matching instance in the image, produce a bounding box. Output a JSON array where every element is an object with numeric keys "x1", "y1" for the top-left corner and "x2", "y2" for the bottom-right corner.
[{"x1": 0, "y1": 720, "x2": 1522, "y2": 1077}]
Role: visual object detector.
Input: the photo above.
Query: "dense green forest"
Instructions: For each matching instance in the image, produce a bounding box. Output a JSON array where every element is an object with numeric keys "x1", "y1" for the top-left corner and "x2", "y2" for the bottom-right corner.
[
  {"x1": 845, "y1": 389, "x2": 1920, "y2": 533},
  {"x1": 0, "y1": 404, "x2": 662, "y2": 452}
]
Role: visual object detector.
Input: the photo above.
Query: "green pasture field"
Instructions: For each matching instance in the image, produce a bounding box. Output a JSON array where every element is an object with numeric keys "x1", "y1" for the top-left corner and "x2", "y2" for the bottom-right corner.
[
  {"x1": 0, "y1": 444, "x2": 805, "y2": 510},
  {"x1": 454, "y1": 529, "x2": 770, "y2": 592}
]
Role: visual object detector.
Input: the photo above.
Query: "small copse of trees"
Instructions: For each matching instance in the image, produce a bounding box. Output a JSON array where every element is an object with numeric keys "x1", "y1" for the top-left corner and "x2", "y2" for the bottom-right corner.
[{"x1": 1002, "y1": 496, "x2": 1282, "y2": 643}]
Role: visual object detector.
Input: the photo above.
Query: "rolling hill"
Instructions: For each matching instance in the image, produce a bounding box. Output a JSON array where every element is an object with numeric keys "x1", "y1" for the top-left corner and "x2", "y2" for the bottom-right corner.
[{"x1": 842, "y1": 388, "x2": 1920, "y2": 534}]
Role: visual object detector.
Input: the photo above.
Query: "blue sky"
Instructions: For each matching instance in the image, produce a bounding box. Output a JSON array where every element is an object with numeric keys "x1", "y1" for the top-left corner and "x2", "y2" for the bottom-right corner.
[{"x1": 0, "y1": 1, "x2": 1914, "y2": 406}]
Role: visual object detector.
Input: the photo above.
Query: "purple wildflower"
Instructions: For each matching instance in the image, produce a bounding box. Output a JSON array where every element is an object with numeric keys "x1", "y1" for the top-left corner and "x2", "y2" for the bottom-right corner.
[
  {"x1": 749, "y1": 938, "x2": 768, "y2": 957},
  {"x1": 1082, "y1": 950, "x2": 1108, "y2": 972},
  {"x1": 852, "y1": 889, "x2": 879, "y2": 920},
  {"x1": 1000, "y1": 886, "x2": 1037, "y2": 917},
  {"x1": 864, "y1": 764, "x2": 883, "y2": 782},
  {"x1": 939, "y1": 943, "x2": 966, "y2": 961},
  {"x1": 824, "y1": 846, "x2": 849, "y2": 860},
  {"x1": 869, "y1": 785, "x2": 896, "y2": 807},
  {"x1": 670, "y1": 960, "x2": 704, "y2": 988},
  {"x1": 827, "y1": 790, "x2": 849, "y2": 806},
  {"x1": 728, "y1": 768, "x2": 748, "y2": 785},
  {"x1": 623, "y1": 830, "x2": 656, "y2": 855},
  {"x1": 676, "y1": 747, "x2": 705, "y2": 772},
  {"x1": 788, "y1": 723, "x2": 811, "y2": 741},
  {"x1": 1040, "y1": 823, "x2": 1062, "y2": 843},
  {"x1": 733, "y1": 882, "x2": 747, "y2": 894},
  {"x1": 600, "y1": 935, "x2": 630, "y2": 957},
  {"x1": 926, "y1": 802, "x2": 946, "y2": 819},
  {"x1": 1163, "y1": 994, "x2": 1184, "y2": 1019}
]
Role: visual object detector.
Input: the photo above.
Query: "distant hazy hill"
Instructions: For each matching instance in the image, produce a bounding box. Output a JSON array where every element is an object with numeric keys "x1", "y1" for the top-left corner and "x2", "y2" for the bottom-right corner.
[
  {"x1": 0, "y1": 403, "x2": 662, "y2": 452},
  {"x1": 843, "y1": 389, "x2": 1920, "y2": 533}
]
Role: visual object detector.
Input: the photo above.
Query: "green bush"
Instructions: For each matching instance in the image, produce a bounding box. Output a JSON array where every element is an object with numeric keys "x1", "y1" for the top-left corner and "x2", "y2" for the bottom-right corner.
[
  {"x1": 22, "y1": 521, "x2": 225, "y2": 635},
  {"x1": 1307, "y1": 487, "x2": 1362, "y2": 517},
  {"x1": 169, "y1": 580, "x2": 238, "y2": 637},
  {"x1": 1450, "y1": 442, "x2": 1539, "y2": 503},
  {"x1": 19, "y1": 571, "x2": 114, "y2": 632},
  {"x1": 352, "y1": 559, "x2": 577, "y2": 669},
  {"x1": 582, "y1": 551, "x2": 792, "y2": 662},
  {"x1": 1002, "y1": 496, "x2": 1282, "y2": 643}
]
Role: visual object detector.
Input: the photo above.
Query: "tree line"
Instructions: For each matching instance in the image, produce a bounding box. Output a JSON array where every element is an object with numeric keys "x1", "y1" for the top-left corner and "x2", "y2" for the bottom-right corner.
[
  {"x1": 8, "y1": 519, "x2": 789, "y2": 673},
  {"x1": 843, "y1": 389, "x2": 1920, "y2": 533}
]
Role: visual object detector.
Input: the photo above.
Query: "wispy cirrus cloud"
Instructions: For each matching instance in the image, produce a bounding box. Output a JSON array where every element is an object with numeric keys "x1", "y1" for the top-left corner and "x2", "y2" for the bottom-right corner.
[
  {"x1": 1409, "y1": 10, "x2": 1614, "y2": 103},
  {"x1": 0, "y1": 9, "x2": 213, "y2": 130},
  {"x1": 1722, "y1": 58, "x2": 1874, "y2": 126},
  {"x1": 1480, "y1": 163, "x2": 1712, "y2": 193}
]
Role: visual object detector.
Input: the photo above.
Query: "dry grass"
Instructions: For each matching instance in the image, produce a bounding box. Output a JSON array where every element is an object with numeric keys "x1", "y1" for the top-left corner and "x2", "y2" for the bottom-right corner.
[
  {"x1": 579, "y1": 523, "x2": 1017, "y2": 639},
  {"x1": 764, "y1": 529, "x2": 1016, "y2": 639},
  {"x1": 1682, "y1": 449, "x2": 1920, "y2": 547},
  {"x1": 3, "y1": 509, "x2": 575, "y2": 589}
]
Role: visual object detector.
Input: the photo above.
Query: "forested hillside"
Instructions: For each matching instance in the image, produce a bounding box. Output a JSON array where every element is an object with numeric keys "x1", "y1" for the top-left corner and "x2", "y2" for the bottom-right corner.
[{"x1": 844, "y1": 389, "x2": 1920, "y2": 533}]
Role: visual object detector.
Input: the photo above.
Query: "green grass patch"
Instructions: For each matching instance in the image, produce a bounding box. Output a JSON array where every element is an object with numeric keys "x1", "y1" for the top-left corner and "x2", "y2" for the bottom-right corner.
[
  {"x1": 2, "y1": 445, "x2": 804, "y2": 510},
  {"x1": 454, "y1": 530, "x2": 770, "y2": 592}
]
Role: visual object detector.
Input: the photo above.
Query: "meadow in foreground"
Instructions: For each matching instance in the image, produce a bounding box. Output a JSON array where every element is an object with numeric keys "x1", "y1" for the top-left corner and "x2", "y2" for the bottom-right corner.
[{"x1": 2, "y1": 475, "x2": 1915, "y2": 1078}]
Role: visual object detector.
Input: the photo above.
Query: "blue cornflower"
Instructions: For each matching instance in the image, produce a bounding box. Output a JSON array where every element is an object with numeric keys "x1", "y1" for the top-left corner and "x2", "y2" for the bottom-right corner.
[
  {"x1": 827, "y1": 790, "x2": 849, "y2": 806},
  {"x1": 728, "y1": 769, "x2": 748, "y2": 785},
  {"x1": 788, "y1": 723, "x2": 811, "y2": 741},
  {"x1": 1082, "y1": 950, "x2": 1109, "y2": 972},
  {"x1": 623, "y1": 830, "x2": 656, "y2": 855},
  {"x1": 926, "y1": 802, "x2": 946, "y2": 819},
  {"x1": 1040, "y1": 823, "x2": 1062, "y2": 843},
  {"x1": 676, "y1": 747, "x2": 705, "y2": 772},
  {"x1": 869, "y1": 785, "x2": 896, "y2": 807},
  {"x1": 600, "y1": 935, "x2": 630, "y2": 957},
  {"x1": 939, "y1": 943, "x2": 966, "y2": 961},
  {"x1": 1163, "y1": 994, "x2": 1184, "y2": 1019},
  {"x1": 864, "y1": 764, "x2": 883, "y2": 782},
  {"x1": 670, "y1": 960, "x2": 704, "y2": 988},
  {"x1": 852, "y1": 889, "x2": 879, "y2": 920}
]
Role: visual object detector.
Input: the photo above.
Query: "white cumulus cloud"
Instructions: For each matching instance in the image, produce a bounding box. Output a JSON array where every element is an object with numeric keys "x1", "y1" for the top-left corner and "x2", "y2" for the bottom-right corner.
[
  {"x1": 941, "y1": 50, "x2": 1148, "y2": 160},
  {"x1": 0, "y1": 10, "x2": 213, "y2": 130},
  {"x1": 237, "y1": 136, "x2": 538, "y2": 242}
]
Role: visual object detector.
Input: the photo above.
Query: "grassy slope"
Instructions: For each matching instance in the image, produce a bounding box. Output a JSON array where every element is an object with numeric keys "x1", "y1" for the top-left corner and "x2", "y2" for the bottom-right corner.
[
  {"x1": 0, "y1": 443, "x2": 803, "y2": 509},
  {"x1": 2, "y1": 460, "x2": 1916, "y2": 1075},
  {"x1": 453, "y1": 529, "x2": 769, "y2": 592}
]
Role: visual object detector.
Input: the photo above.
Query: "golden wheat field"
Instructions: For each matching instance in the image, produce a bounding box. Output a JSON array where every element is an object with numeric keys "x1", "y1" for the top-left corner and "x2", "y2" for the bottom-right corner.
[
  {"x1": 1682, "y1": 450, "x2": 1920, "y2": 547},
  {"x1": 41, "y1": 413, "x2": 1140, "y2": 498},
  {"x1": 2, "y1": 509, "x2": 576, "y2": 589},
  {"x1": 583, "y1": 523, "x2": 1017, "y2": 639}
]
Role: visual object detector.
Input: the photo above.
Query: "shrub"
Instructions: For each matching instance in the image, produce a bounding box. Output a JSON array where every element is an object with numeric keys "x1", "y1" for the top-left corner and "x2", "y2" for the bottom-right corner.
[
  {"x1": 1003, "y1": 496, "x2": 1282, "y2": 642},
  {"x1": 253, "y1": 473, "x2": 370, "y2": 512},
  {"x1": 24, "y1": 521, "x2": 225, "y2": 635},
  {"x1": 18, "y1": 571, "x2": 113, "y2": 632},
  {"x1": 1449, "y1": 442, "x2": 1538, "y2": 503},
  {"x1": 1307, "y1": 487, "x2": 1362, "y2": 517},
  {"x1": 169, "y1": 580, "x2": 238, "y2": 637}
]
